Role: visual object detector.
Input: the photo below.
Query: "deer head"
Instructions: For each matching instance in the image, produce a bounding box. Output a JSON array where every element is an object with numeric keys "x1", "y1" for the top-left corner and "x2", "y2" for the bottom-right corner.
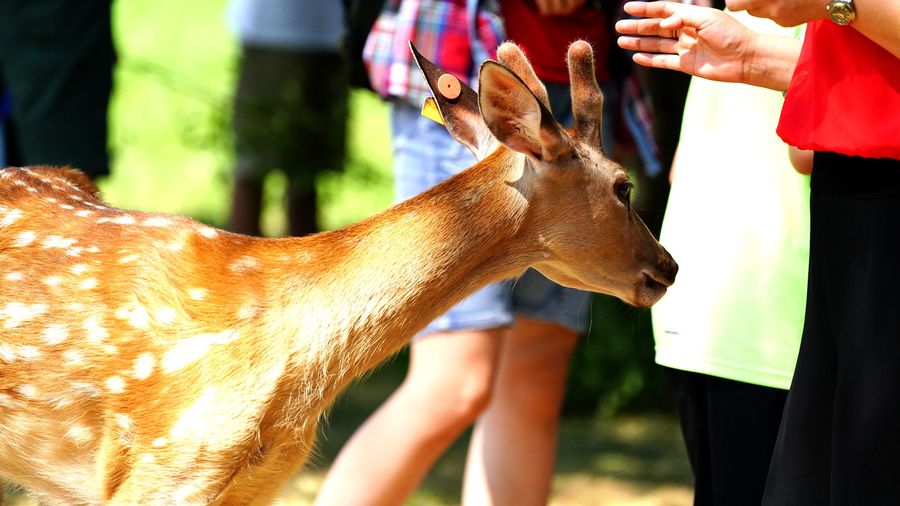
[{"x1": 413, "y1": 40, "x2": 677, "y2": 307}]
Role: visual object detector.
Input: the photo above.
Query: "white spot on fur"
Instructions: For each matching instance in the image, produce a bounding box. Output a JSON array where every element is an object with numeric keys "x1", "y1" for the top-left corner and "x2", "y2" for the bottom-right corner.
[
  {"x1": 0, "y1": 302, "x2": 48, "y2": 328},
  {"x1": 42, "y1": 323, "x2": 69, "y2": 345},
  {"x1": 42, "y1": 236, "x2": 77, "y2": 249},
  {"x1": 65, "y1": 425, "x2": 93, "y2": 445},
  {"x1": 237, "y1": 304, "x2": 257, "y2": 319},
  {"x1": 17, "y1": 384, "x2": 38, "y2": 398},
  {"x1": 0, "y1": 343, "x2": 15, "y2": 362},
  {"x1": 63, "y1": 349, "x2": 86, "y2": 364},
  {"x1": 134, "y1": 353, "x2": 154, "y2": 380},
  {"x1": 43, "y1": 275, "x2": 63, "y2": 286},
  {"x1": 71, "y1": 264, "x2": 89, "y2": 275},
  {"x1": 118, "y1": 254, "x2": 140, "y2": 264},
  {"x1": 65, "y1": 303, "x2": 85, "y2": 311},
  {"x1": 154, "y1": 307, "x2": 177, "y2": 325},
  {"x1": 167, "y1": 241, "x2": 184, "y2": 251},
  {"x1": 229, "y1": 256, "x2": 260, "y2": 273},
  {"x1": 115, "y1": 303, "x2": 150, "y2": 329},
  {"x1": 84, "y1": 316, "x2": 109, "y2": 343},
  {"x1": 66, "y1": 246, "x2": 84, "y2": 257},
  {"x1": 139, "y1": 453, "x2": 155, "y2": 464},
  {"x1": 188, "y1": 288, "x2": 207, "y2": 301},
  {"x1": 162, "y1": 330, "x2": 240, "y2": 373},
  {"x1": 112, "y1": 215, "x2": 136, "y2": 225},
  {"x1": 79, "y1": 278, "x2": 98, "y2": 290},
  {"x1": 171, "y1": 387, "x2": 218, "y2": 440},
  {"x1": 13, "y1": 231, "x2": 36, "y2": 247},
  {"x1": 106, "y1": 376, "x2": 126, "y2": 394},
  {"x1": 60, "y1": 204, "x2": 75, "y2": 210},
  {"x1": 1, "y1": 208, "x2": 23, "y2": 227},
  {"x1": 75, "y1": 209, "x2": 92, "y2": 217},
  {"x1": 198, "y1": 227, "x2": 218, "y2": 238},
  {"x1": 114, "y1": 413, "x2": 131, "y2": 429},
  {"x1": 44, "y1": 197, "x2": 58, "y2": 204},
  {"x1": 143, "y1": 217, "x2": 173, "y2": 227},
  {"x1": 17, "y1": 345, "x2": 40, "y2": 360},
  {"x1": 86, "y1": 245, "x2": 101, "y2": 253},
  {"x1": 152, "y1": 437, "x2": 169, "y2": 448},
  {"x1": 5, "y1": 272, "x2": 22, "y2": 281}
]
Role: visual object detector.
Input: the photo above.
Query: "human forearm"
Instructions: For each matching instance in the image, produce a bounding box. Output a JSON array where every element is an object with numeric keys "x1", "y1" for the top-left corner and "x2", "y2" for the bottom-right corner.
[
  {"x1": 852, "y1": 0, "x2": 900, "y2": 59},
  {"x1": 744, "y1": 33, "x2": 801, "y2": 91}
]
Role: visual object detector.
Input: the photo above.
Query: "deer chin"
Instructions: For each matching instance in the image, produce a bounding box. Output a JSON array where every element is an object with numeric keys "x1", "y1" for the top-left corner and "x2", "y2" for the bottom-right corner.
[{"x1": 631, "y1": 274, "x2": 669, "y2": 308}]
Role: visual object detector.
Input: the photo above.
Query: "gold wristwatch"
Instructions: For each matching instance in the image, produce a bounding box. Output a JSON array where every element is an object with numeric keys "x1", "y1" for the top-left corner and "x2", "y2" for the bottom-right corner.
[{"x1": 827, "y1": 0, "x2": 856, "y2": 25}]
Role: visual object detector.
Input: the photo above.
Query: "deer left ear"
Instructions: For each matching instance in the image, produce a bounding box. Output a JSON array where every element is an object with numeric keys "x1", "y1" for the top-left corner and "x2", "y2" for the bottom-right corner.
[
  {"x1": 410, "y1": 42, "x2": 496, "y2": 161},
  {"x1": 478, "y1": 61, "x2": 571, "y2": 162}
]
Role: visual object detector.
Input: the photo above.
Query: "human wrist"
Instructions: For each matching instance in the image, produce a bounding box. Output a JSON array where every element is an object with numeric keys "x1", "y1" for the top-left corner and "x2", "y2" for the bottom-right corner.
[{"x1": 744, "y1": 33, "x2": 801, "y2": 91}]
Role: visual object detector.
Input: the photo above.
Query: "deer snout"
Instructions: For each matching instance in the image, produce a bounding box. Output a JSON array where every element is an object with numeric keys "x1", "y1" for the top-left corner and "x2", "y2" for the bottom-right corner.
[
  {"x1": 634, "y1": 248, "x2": 678, "y2": 308},
  {"x1": 645, "y1": 250, "x2": 678, "y2": 288}
]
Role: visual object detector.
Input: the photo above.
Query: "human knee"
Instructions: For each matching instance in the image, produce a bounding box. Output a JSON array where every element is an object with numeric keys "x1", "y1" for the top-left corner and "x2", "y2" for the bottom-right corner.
[{"x1": 400, "y1": 370, "x2": 495, "y2": 426}]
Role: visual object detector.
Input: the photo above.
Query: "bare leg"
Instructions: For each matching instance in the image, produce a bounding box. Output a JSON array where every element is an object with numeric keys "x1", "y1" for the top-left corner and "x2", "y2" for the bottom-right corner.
[
  {"x1": 462, "y1": 318, "x2": 578, "y2": 506},
  {"x1": 314, "y1": 328, "x2": 504, "y2": 506}
]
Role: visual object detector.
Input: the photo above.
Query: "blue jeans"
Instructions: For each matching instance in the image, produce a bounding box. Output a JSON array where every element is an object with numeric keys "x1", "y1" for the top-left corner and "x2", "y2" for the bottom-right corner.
[{"x1": 390, "y1": 96, "x2": 590, "y2": 336}]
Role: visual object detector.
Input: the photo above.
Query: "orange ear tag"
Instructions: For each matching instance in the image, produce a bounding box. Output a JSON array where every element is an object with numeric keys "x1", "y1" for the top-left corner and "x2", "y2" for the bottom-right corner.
[{"x1": 437, "y1": 73, "x2": 461, "y2": 100}]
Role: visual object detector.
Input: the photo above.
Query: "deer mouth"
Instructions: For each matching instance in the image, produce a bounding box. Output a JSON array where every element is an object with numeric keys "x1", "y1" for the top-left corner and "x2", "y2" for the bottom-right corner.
[{"x1": 633, "y1": 269, "x2": 676, "y2": 308}]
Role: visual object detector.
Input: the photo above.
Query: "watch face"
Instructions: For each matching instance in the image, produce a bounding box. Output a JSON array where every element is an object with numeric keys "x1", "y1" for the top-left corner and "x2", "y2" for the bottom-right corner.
[{"x1": 830, "y1": 2, "x2": 855, "y2": 25}]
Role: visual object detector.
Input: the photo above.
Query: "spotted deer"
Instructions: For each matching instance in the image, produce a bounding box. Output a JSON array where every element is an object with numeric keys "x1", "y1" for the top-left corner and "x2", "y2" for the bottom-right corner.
[{"x1": 0, "y1": 41, "x2": 676, "y2": 505}]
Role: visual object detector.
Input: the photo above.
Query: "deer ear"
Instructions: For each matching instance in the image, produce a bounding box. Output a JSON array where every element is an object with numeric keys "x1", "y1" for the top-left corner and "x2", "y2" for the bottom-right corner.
[
  {"x1": 410, "y1": 42, "x2": 495, "y2": 161},
  {"x1": 477, "y1": 61, "x2": 570, "y2": 162}
]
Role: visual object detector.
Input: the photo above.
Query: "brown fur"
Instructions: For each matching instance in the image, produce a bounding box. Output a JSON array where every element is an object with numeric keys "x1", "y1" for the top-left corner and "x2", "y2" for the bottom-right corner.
[{"x1": 0, "y1": 43, "x2": 676, "y2": 505}]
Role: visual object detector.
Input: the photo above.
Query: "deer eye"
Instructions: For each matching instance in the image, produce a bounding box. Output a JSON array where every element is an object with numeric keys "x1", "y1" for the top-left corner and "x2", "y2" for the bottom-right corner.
[{"x1": 615, "y1": 181, "x2": 633, "y2": 206}]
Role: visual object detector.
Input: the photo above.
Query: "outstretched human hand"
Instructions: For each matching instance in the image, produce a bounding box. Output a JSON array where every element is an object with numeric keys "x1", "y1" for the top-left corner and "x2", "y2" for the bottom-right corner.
[
  {"x1": 616, "y1": 1, "x2": 801, "y2": 90},
  {"x1": 616, "y1": 1, "x2": 758, "y2": 84}
]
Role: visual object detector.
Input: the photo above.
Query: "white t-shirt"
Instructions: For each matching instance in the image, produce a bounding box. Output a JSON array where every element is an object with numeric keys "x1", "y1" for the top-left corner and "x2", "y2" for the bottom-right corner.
[{"x1": 652, "y1": 12, "x2": 809, "y2": 390}]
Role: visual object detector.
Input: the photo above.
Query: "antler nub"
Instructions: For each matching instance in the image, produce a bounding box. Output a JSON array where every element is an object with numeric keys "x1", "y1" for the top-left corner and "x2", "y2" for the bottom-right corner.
[
  {"x1": 496, "y1": 42, "x2": 551, "y2": 110},
  {"x1": 567, "y1": 40, "x2": 604, "y2": 149}
]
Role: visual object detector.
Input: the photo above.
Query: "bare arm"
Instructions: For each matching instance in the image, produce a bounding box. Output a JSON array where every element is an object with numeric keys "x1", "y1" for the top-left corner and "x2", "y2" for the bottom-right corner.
[
  {"x1": 846, "y1": 0, "x2": 900, "y2": 58},
  {"x1": 726, "y1": 0, "x2": 900, "y2": 59},
  {"x1": 616, "y1": 2, "x2": 801, "y2": 90}
]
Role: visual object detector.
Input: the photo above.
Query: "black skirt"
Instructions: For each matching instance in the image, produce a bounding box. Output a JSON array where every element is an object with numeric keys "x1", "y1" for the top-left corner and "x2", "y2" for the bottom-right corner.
[{"x1": 763, "y1": 152, "x2": 900, "y2": 505}]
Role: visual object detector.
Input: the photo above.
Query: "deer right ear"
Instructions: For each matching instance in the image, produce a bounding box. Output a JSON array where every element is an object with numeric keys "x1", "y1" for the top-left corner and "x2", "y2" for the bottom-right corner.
[
  {"x1": 478, "y1": 61, "x2": 571, "y2": 162},
  {"x1": 410, "y1": 42, "x2": 496, "y2": 161}
]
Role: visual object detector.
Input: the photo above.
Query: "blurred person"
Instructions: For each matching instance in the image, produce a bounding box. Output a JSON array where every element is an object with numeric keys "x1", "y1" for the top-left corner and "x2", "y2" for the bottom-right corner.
[
  {"x1": 618, "y1": 0, "x2": 900, "y2": 502},
  {"x1": 314, "y1": 1, "x2": 611, "y2": 505},
  {"x1": 650, "y1": 12, "x2": 808, "y2": 505},
  {"x1": 227, "y1": 0, "x2": 348, "y2": 237},
  {"x1": 0, "y1": 0, "x2": 115, "y2": 180}
]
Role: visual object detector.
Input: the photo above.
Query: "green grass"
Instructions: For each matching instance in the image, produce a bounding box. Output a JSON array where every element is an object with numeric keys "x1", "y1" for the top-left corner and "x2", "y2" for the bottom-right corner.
[{"x1": 104, "y1": 0, "x2": 393, "y2": 232}]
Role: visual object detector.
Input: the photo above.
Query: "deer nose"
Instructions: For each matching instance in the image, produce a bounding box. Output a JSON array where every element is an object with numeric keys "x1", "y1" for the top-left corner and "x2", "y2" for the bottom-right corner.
[{"x1": 657, "y1": 252, "x2": 678, "y2": 286}]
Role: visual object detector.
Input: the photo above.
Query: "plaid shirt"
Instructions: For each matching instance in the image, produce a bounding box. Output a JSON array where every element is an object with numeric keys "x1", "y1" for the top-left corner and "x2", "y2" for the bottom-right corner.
[{"x1": 363, "y1": 0, "x2": 504, "y2": 108}]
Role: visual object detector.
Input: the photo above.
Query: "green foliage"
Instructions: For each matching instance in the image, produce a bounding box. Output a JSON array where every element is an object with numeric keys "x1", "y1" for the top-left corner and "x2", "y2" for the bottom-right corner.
[{"x1": 564, "y1": 296, "x2": 673, "y2": 417}]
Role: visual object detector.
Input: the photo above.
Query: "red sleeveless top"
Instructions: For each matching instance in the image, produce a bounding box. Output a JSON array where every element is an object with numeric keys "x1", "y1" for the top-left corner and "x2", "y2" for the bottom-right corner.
[{"x1": 777, "y1": 21, "x2": 900, "y2": 160}]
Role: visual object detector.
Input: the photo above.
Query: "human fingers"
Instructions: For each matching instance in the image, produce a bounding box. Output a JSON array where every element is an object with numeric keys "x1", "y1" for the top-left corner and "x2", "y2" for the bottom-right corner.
[
  {"x1": 616, "y1": 17, "x2": 679, "y2": 38},
  {"x1": 623, "y1": 1, "x2": 682, "y2": 19},
  {"x1": 617, "y1": 35, "x2": 680, "y2": 55},
  {"x1": 630, "y1": 52, "x2": 685, "y2": 73}
]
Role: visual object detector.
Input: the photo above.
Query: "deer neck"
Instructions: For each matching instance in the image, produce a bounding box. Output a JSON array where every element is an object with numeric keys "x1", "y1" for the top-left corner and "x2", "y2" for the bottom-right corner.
[{"x1": 269, "y1": 150, "x2": 538, "y2": 408}]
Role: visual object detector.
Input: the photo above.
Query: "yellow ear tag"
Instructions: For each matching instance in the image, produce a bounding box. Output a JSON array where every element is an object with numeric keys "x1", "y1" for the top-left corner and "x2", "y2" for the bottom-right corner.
[{"x1": 421, "y1": 97, "x2": 445, "y2": 126}]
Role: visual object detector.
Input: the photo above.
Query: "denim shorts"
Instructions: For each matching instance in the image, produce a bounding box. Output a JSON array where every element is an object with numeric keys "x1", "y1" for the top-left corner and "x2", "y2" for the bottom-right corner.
[{"x1": 390, "y1": 102, "x2": 590, "y2": 336}]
